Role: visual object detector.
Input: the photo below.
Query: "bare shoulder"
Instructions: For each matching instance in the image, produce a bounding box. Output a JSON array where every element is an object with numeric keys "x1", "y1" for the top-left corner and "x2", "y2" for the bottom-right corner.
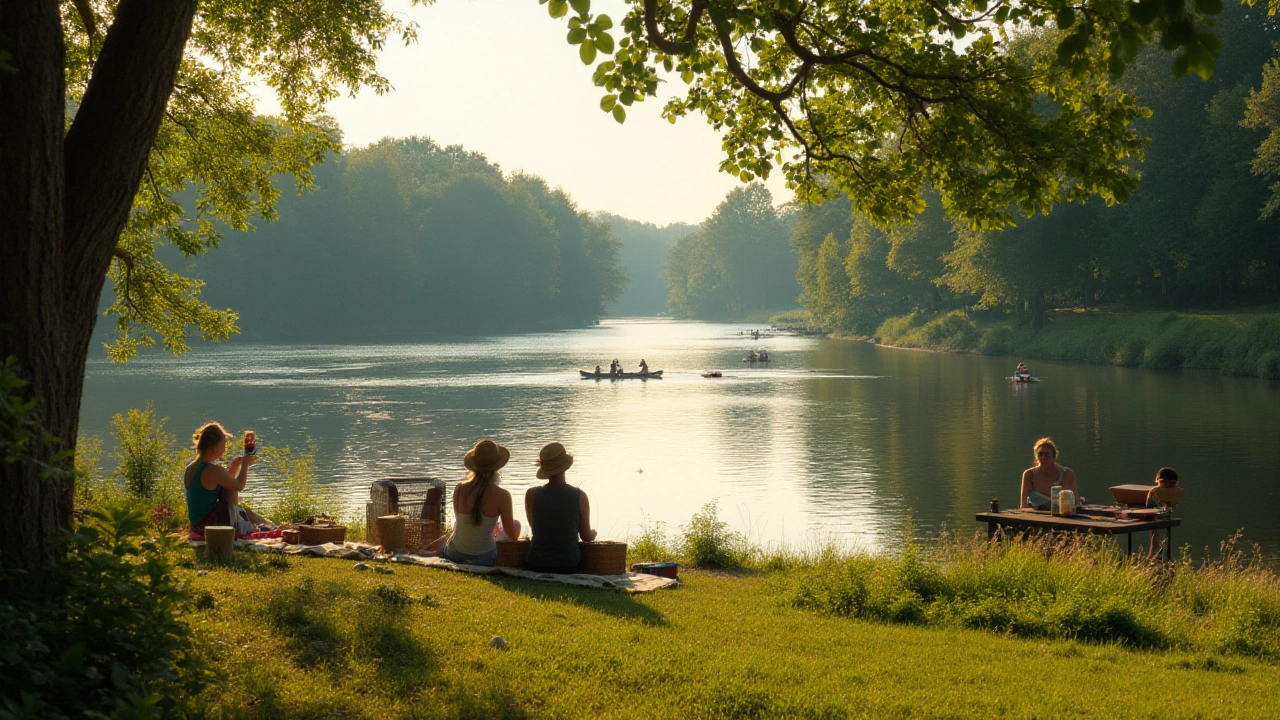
[
  {"x1": 1021, "y1": 467, "x2": 1034, "y2": 480},
  {"x1": 525, "y1": 485, "x2": 539, "y2": 500}
]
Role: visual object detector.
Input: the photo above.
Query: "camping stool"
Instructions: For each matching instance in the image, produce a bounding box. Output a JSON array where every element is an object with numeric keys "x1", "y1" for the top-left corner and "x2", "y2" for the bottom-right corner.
[
  {"x1": 376, "y1": 515, "x2": 407, "y2": 554},
  {"x1": 204, "y1": 525, "x2": 235, "y2": 562}
]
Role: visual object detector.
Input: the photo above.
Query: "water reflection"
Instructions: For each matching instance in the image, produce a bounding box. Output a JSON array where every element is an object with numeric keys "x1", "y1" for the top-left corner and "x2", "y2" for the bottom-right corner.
[{"x1": 80, "y1": 319, "x2": 1280, "y2": 555}]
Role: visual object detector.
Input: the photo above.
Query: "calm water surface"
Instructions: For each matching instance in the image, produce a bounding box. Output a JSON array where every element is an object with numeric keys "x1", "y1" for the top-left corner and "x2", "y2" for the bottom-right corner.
[{"x1": 80, "y1": 319, "x2": 1280, "y2": 555}]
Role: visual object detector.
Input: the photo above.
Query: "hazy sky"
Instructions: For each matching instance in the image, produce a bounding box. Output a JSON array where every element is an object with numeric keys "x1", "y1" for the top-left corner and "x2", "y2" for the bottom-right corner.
[{"x1": 313, "y1": 0, "x2": 792, "y2": 226}]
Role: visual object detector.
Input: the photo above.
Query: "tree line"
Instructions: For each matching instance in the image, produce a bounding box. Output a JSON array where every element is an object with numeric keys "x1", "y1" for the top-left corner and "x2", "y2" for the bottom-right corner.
[
  {"x1": 187, "y1": 137, "x2": 627, "y2": 340},
  {"x1": 794, "y1": 6, "x2": 1280, "y2": 334}
]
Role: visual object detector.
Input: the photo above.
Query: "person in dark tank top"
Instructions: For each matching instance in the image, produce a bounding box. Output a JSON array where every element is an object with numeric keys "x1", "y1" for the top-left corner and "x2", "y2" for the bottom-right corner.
[{"x1": 524, "y1": 442, "x2": 597, "y2": 573}]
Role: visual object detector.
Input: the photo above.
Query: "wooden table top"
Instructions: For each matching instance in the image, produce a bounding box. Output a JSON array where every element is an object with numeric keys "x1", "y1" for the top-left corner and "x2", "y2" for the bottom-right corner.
[{"x1": 975, "y1": 506, "x2": 1181, "y2": 534}]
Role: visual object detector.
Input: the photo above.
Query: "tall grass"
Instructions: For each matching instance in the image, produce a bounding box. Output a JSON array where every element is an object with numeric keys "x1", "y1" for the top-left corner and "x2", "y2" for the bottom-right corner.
[
  {"x1": 252, "y1": 440, "x2": 336, "y2": 523},
  {"x1": 873, "y1": 309, "x2": 1280, "y2": 378},
  {"x1": 785, "y1": 530, "x2": 1280, "y2": 658}
]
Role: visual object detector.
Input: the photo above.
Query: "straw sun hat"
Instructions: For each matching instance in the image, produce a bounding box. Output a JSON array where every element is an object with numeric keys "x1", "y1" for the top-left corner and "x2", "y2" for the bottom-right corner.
[
  {"x1": 463, "y1": 439, "x2": 510, "y2": 473},
  {"x1": 535, "y1": 442, "x2": 574, "y2": 479}
]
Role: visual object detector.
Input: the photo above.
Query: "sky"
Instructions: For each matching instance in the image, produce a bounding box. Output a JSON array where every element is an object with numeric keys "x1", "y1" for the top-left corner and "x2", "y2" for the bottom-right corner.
[{"x1": 307, "y1": 0, "x2": 792, "y2": 226}]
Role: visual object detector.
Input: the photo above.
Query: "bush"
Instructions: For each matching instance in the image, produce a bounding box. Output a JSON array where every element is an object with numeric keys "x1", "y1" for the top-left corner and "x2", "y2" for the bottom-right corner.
[
  {"x1": 103, "y1": 404, "x2": 187, "y2": 532},
  {"x1": 679, "y1": 500, "x2": 751, "y2": 570},
  {"x1": 256, "y1": 440, "x2": 334, "y2": 523},
  {"x1": 0, "y1": 506, "x2": 213, "y2": 719},
  {"x1": 978, "y1": 325, "x2": 1015, "y2": 356}
]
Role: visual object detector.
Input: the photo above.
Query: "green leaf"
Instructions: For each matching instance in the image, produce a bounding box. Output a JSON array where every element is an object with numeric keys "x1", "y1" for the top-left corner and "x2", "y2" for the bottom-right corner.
[
  {"x1": 580, "y1": 39, "x2": 597, "y2": 64},
  {"x1": 600, "y1": 94, "x2": 617, "y2": 111},
  {"x1": 593, "y1": 14, "x2": 612, "y2": 31},
  {"x1": 595, "y1": 32, "x2": 614, "y2": 54},
  {"x1": 612, "y1": 105, "x2": 626, "y2": 123},
  {"x1": 548, "y1": 0, "x2": 568, "y2": 19},
  {"x1": 1055, "y1": 8, "x2": 1075, "y2": 29},
  {"x1": 682, "y1": 69, "x2": 694, "y2": 84},
  {"x1": 567, "y1": 28, "x2": 587, "y2": 44},
  {"x1": 568, "y1": 0, "x2": 590, "y2": 15}
]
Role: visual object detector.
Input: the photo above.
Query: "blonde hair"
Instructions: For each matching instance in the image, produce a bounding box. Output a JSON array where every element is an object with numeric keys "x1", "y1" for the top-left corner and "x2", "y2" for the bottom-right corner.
[
  {"x1": 1033, "y1": 437, "x2": 1058, "y2": 461},
  {"x1": 192, "y1": 422, "x2": 228, "y2": 459}
]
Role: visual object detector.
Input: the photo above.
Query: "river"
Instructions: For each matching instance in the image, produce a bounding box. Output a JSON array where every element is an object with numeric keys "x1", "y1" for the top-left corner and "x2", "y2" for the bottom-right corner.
[{"x1": 80, "y1": 319, "x2": 1280, "y2": 555}]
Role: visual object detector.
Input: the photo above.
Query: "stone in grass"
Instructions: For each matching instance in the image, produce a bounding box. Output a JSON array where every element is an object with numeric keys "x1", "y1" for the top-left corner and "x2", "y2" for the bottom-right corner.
[
  {"x1": 489, "y1": 635, "x2": 509, "y2": 651},
  {"x1": 374, "y1": 565, "x2": 394, "y2": 574},
  {"x1": 353, "y1": 562, "x2": 370, "y2": 571}
]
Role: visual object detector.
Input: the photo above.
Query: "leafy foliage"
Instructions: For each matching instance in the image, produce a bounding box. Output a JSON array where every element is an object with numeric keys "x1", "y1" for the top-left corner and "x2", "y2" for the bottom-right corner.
[
  {"x1": 0, "y1": 358, "x2": 69, "y2": 478},
  {"x1": 255, "y1": 440, "x2": 335, "y2": 523},
  {"x1": 185, "y1": 137, "x2": 627, "y2": 339},
  {"x1": 662, "y1": 184, "x2": 799, "y2": 319},
  {"x1": 58, "y1": 0, "x2": 426, "y2": 361},
  {"x1": 679, "y1": 500, "x2": 751, "y2": 570},
  {"x1": 0, "y1": 506, "x2": 212, "y2": 719},
  {"x1": 538, "y1": 0, "x2": 1235, "y2": 229}
]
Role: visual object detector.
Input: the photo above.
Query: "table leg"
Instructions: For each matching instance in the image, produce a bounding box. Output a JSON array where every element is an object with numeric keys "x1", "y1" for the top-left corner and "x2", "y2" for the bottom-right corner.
[
  {"x1": 987, "y1": 522, "x2": 999, "y2": 542},
  {"x1": 1166, "y1": 526, "x2": 1173, "y2": 562}
]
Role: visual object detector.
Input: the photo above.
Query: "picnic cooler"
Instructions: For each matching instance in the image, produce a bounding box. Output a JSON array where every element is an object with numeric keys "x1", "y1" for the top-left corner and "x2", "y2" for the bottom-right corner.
[
  {"x1": 297, "y1": 521, "x2": 346, "y2": 545},
  {"x1": 496, "y1": 539, "x2": 531, "y2": 568},
  {"x1": 366, "y1": 478, "x2": 446, "y2": 552},
  {"x1": 579, "y1": 541, "x2": 627, "y2": 575}
]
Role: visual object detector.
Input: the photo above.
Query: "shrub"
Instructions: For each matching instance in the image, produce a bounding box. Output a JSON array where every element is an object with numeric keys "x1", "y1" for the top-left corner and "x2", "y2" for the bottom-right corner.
[
  {"x1": 0, "y1": 505, "x2": 213, "y2": 719},
  {"x1": 978, "y1": 325, "x2": 1015, "y2": 356},
  {"x1": 679, "y1": 500, "x2": 751, "y2": 570},
  {"x1": 105, "y1": 404, "x2": 188, "y2": 532},
  {"x1": 629, "y1": 516, "x2": 679, "y2": 564},
  {"x1": 256, "y1": 440, "x2": 334, "y2": 523}
]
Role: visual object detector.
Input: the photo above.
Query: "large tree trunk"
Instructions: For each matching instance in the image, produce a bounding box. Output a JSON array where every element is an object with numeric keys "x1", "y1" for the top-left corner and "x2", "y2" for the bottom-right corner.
[{"x1": 0, "y1": 0, "x2": 196, "y2": 580}]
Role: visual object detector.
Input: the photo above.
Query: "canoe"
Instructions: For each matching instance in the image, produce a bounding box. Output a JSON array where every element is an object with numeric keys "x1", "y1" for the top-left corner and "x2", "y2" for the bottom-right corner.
[
  {"x1": 580, "y1": 370, "x2": 663, "y2": 379},
  {"x1": 1007, "y1": 375, "x2": 1040, "y2": 383},
  {"x1": 702, "y1": 371, "x2": 723, "y2": 378}
]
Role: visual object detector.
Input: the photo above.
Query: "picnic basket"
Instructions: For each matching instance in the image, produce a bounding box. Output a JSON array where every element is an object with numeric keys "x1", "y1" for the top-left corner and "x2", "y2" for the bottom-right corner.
[
  {"x1": 496, "y1": 539, "x2": 531, "y2": 568},
  {"x1": 298, "y1": 521, "x2": 346, "y2": 545},
  {"x1": 366, "y1": 478, "x2": 446, "y2": 552},
  {"x1": 282, "y1": 528, "x2": 300, "y2": 545},
  {"x1": 579, "y1": 541, "x2": 627, "y2": 575}
]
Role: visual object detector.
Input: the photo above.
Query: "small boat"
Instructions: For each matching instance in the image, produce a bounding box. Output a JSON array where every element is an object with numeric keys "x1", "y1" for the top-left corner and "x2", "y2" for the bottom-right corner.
[
  {"x1": 702, "y1": 371, "x2": 722, "y2": 378},
  {"x1": 580, "y1": 370, "x2": 663, "y2": 379},
  {"x1": 1008, "y1": 375, "x2": 1040, "y2": 383}
]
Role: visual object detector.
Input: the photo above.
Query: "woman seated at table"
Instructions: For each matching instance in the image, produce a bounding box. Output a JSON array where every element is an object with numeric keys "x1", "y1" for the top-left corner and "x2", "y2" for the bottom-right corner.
[
  {"x1": 185, "y1": 421, "x2": 263, "y2": 535},
  {"x1": 524, "y1": 442, "x2": 596, "y2": 574},
  {"x1": 428, "y1": 439, "x2": 521, "y2": 566},
  {"x1": 1019, "y1": 437, "x2": 1078, "y2": 508}
]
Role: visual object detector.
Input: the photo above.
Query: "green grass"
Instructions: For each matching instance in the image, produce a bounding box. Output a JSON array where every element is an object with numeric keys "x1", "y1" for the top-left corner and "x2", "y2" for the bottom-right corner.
[
  {"x1": 872, "y1": 308, "x2": 1280, "y2": 378},
  {"x1": 183, "y1": 532, "x2": 1280, "y2": 719}
]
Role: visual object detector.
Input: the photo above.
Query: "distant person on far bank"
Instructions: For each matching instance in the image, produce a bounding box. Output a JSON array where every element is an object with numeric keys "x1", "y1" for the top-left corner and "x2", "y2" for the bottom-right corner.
[
  {"x1": 1019, "y1": 437, "x2": 1078, "y2": 509},
  {"x1": 525, "y1": 442, "x2": 597, "y2": 574}
]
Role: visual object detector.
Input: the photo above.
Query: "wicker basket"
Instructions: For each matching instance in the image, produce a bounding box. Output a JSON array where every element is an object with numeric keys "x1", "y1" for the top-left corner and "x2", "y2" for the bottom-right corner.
[
  {"x1": 579, "y1": 541, "x2": 627, "y2": 575},
  {"x1": 282, "y1": 528, "x2": 300, "y2": 545},
  {"x1": 496, "y1": 539, "x2": 531, "y2": 568},
  {"x1": 298, "y1": 523, "x2": 346, "y2": 545},
  {"x1": 366, "y1": 478, "x2": 446, "y2": 545},
  {"x1": 405, "y1": 520, "x2": 442, "y2": 554}
]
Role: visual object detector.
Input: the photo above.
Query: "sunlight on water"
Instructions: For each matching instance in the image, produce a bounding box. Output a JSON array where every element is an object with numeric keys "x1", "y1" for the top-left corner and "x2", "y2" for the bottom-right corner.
[{"x1": 81, "y1": 319, "x2": 1280, "y2": 555}]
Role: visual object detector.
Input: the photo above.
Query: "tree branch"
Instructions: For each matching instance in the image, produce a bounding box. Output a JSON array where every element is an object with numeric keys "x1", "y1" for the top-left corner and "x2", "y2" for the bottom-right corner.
[{"x1": 643, "y1": 0, "x2": 708, "y2": 55}]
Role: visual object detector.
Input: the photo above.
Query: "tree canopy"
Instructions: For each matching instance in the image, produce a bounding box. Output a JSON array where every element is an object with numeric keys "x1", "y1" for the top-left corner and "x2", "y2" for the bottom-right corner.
[{"x1": 541, "y1": 0, "x2": 1229, "y2": 230}]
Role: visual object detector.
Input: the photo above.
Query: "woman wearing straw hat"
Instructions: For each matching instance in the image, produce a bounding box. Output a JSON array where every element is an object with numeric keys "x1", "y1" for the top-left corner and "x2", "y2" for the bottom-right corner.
[
  {"x1": 524, "y1": 441, "x2": 597, "y2": 574},
  {"x1": 428, "y1": 439, "x2": 521, "y2": 566}
]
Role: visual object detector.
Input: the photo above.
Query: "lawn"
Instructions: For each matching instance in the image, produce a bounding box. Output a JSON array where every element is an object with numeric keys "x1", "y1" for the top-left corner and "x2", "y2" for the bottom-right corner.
[{"x1": 187, "y1": 553, "x2": 1280, "y2": 719}]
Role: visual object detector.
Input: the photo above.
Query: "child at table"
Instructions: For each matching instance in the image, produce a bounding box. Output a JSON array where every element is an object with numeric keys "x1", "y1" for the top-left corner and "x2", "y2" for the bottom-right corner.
[{"x1": 1145, "y1": 467, "x2": 1182, "y2": 558}]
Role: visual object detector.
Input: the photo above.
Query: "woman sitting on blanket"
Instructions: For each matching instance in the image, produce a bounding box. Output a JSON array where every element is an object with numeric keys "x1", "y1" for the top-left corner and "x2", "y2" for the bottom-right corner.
[
  {"x1": 185, "y1": 422, "x2": 271, "y2": 535},
  {"x1": 426, "y1": 439, "x2": 522, "y2": 566},
  {"x1": 524, "y1": 442, "x2": 597, "y2": 574}
]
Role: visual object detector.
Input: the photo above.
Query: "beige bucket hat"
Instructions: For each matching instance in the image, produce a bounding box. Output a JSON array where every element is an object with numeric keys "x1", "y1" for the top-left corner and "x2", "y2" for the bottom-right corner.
[
  {"x1": 535, "y1": 441, "x2": 574, "y2": 479},
  {"x1": 463, "y1": 439, "x2": 510, "y2": 473}
]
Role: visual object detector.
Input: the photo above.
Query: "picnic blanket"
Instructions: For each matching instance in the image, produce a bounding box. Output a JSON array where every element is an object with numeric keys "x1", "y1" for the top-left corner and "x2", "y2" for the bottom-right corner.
[{"x1": 188, "y1": 537, "x2": 678, "y2": 592}]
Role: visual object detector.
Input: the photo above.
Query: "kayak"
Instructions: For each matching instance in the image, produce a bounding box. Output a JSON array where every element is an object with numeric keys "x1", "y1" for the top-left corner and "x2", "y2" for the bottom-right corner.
[
  {"x1": 702, "y1": 371, "x2": 723, "y2": 378},
  {"x1": 1008, "y1": 375, "x2": 1040, "y2": 383},
  {"x1": 580, "y1": 370, "x2": 663, "y2": 379}
]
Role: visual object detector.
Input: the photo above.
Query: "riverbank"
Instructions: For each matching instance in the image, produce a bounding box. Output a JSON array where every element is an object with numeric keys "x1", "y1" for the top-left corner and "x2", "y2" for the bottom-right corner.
[
  {"x1": 186, "y1": 545, "x2": 1280, "y2": 718},
  {"x1": 838, "y1": 309, "x2": 1280, "y2": 379}
]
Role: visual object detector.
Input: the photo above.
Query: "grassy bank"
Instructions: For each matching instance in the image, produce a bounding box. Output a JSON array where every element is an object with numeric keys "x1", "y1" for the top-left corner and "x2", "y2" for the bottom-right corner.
[
  {"x1": 174, "y1": 506, "x2": 1280, "y2": 719},
  {"x1": 185, "y1": 548, "x2": 1280, "y2": 719},
  {"x1": 870, "y1": 309, "x2": 1280, "y2": 378}
]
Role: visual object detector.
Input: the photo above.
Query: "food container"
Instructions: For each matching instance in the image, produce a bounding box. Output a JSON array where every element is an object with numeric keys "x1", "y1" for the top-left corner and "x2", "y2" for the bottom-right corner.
[
  {"x1": 579, "y1": 541, "x2": 628, "y2": 575},
  {"x1": 282, "y1": 528, "x2": 301, "y2": 545},
  {"x1": 298, "y1": 522, "x2": 346, "y2": 545},
  {"x1": 496, "y1": 539, "x2": 531, "y2": 568},
  {"x1": 1057, "y1": 489, "x2": 1076, "y2": 517},
  {"x1": 632, "y1": 562, "x2": 679, "y2": 579}
]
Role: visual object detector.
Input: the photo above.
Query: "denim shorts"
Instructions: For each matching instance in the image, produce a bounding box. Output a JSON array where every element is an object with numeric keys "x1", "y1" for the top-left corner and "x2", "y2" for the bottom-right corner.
[{"x1": 441, "y1": 542, "x2": 497, "y2": 567}]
